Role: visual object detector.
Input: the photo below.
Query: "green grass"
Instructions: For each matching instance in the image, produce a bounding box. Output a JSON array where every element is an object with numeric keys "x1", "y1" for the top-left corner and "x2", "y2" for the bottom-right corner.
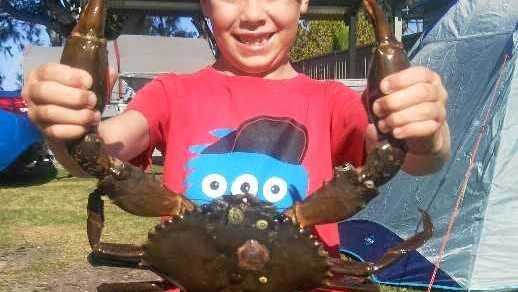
[
  {"x1": 0, "y1": 167, "x2": 422, "y2": 291},
  {"x1": 0, "y1": 168, "x2": 156, "y2": 289}
]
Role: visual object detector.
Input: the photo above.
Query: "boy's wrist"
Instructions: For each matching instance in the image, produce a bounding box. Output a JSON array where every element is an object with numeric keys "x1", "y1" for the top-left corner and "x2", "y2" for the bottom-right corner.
[
  {"x1": 406, "y1": 123, "x2": 450, "y2": 156},
  {"x1": 402, "y1": 124, "x2": 451, "y2": 176}
]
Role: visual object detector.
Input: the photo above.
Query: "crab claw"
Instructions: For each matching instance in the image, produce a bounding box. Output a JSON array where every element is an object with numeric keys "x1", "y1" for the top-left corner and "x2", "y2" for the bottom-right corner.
[
  {"x1": 99, "y1": 162, "x2": 195, "y2": 217},
  {"x1": 284, "y1": 0, "x2": 411, "y2": 229}
]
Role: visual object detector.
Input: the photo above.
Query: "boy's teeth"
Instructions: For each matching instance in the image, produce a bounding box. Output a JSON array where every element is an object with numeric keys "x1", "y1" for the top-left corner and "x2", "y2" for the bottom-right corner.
[
  {"x1": 239, "y1": 35, "x2": 270, "y2": 45},
  {"x1": 244, "y1": 39, "x2": 266, "y2": 45}
]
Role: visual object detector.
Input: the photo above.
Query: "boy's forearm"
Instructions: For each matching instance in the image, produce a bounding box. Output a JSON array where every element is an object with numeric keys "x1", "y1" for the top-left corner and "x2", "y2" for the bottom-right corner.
[
  {"x1": 401, "y1": 124, "x2": 451, "y2": 176},
  {"x1": 46, "y1": 111, "x2": 150, "y2": 178}
]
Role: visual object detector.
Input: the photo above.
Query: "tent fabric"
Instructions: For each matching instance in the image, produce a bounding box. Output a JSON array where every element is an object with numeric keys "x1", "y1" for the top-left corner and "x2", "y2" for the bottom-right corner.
[
  {"x1": 470, "y1": 32, "x2": 518, "y2": 290},
  {"x1": 339, "y1": 0, "x2": 518, "y2": 290}
]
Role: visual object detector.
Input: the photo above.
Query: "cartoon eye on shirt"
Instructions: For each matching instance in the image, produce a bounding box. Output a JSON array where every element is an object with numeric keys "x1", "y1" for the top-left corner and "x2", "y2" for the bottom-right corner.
[{"x1": 186, "y1": 116, "x2": 309, "y2": 211}]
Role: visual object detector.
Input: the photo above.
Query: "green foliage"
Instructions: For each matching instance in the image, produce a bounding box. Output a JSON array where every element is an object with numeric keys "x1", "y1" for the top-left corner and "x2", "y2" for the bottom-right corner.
[
  {"x1": 290, "y1": 9, "x2": 376, "y2": 62},
  {"x1": 356, "y1": 7, "x2": 376, "y2": 47},
  {"x1": 333, "y1": 25, "x2": 349, "y2": 51},
  {"x1": 290, "y1": 20, "x2": 346, "y2": 62}
]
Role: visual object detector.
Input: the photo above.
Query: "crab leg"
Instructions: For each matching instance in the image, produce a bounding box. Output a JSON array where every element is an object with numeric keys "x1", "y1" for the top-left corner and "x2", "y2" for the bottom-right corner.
[
  {"x1": 60, "y1": 0, "x2": 195, "y2": 269},
  {"x1": 285, "y1": 164, "x2": 378, "y2": 228},
  {"x1": 86, "y1": 164, "x2": 195, "y2": 267},
  {"x1": 323, "y1": 276, "x2": 380, "y2": 292},
  {"x1": 87, "y1": 189, "x2": 145, "y2": 267},
  {"x1": 286, "y1": 2, "x2": 433, "y2": 288},
  {"x1": 328, "y1": 210, "x2": 433, "y2": 276},
  {"x1": 60, "y1": 0, "x2": 108, "y2": 114},
  {"x1": 285, "y1": 0, "x2": 411, "y2": 228},
  {"x1": 60, "y1": 0, "x2": 194, "y2": 213},
  {"x1": 97, "y1": 281, "x2": 168, "y2": 292}
]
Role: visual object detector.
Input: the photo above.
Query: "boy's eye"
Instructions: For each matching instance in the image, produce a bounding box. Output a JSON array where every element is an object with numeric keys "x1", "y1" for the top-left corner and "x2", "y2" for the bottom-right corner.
[
  {"x1": 231, "y1": 174, "x2": 259, "y2": 195},
  {"x1": 263, "y1": 177, "x2": 287, "y2": 203},
  {"x1": 202, "y1": 173, "x2": 228, "y2": 198}
]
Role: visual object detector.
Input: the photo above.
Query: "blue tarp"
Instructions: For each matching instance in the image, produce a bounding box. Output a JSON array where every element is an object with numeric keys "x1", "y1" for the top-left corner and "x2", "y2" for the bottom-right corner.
[
  {"x1": 339, "y1": 0, "x2": 518, "y2": 290},
  {"x1": 0, "y1": 91, "x2": 42, "y2": 171}
]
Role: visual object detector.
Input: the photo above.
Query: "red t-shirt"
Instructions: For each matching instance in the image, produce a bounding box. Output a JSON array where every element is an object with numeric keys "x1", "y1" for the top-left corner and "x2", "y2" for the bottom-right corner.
[{"x1": 127, "y1": 66, "x2": 368, "y2": 290}]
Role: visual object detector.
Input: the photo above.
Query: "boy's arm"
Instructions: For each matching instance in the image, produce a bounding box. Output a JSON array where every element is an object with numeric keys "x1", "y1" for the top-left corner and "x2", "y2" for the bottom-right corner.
[
  {"x1": 97, "y1": 110, "x2": 150, "y2": 162},
  {"x1": 47, "y1": 110, "x2": 150, "y2": 177}
]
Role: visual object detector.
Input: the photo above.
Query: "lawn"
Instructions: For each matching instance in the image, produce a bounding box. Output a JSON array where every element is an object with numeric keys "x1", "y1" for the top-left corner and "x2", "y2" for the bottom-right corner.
[{"x1": 0, "y1": 167, "x2": 421, "y2": 292}]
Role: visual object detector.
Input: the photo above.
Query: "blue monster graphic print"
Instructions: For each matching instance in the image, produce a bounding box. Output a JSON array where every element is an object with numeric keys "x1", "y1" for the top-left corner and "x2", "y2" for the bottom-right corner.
[{"x1": 186, "y1": 116, "x2": 309, "y2": 211}]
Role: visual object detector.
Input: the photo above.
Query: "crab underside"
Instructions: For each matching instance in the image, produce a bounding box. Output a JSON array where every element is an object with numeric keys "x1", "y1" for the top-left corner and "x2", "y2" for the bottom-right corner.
[{"x1": 143, "y1": 195, "x2": 329, "y2": 292}]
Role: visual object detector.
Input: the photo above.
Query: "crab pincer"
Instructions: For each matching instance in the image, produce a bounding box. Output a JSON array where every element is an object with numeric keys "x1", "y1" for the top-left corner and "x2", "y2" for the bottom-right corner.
[{"x1": 60, "y1": 0, "x2": 194, "y2": 268}]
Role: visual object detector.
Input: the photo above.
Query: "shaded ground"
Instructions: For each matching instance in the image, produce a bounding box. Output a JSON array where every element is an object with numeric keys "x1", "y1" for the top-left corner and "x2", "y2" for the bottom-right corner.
[
  {"x1": 1, "y1": 246, "x2": 160, "y2": 291},
  {"x1": 0, "y1": 168, "x2": 159, "y2": 292}
]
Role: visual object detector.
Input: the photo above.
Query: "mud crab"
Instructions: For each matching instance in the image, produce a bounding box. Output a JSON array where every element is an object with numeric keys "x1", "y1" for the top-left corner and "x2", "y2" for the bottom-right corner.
[{"x1": 60, "y1": 0, "x2": 433, "y2": 291}]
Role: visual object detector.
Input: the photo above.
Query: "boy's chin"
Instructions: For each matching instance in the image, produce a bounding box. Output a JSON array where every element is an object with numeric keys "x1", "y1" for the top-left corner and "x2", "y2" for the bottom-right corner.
[{"x1": 230, "y1": 58, "x2": 287, "y2": 76}]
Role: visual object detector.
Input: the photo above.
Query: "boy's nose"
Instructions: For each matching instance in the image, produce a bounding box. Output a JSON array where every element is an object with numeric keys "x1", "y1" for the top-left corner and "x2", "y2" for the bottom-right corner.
[{"x1": 240, "y1": 0, "x2": 267, "y2": 28}]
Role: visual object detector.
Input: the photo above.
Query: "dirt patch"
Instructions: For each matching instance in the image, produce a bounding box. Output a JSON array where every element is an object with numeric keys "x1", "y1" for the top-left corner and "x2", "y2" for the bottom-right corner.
[
  {"x1": 36, "y1": 264, "x2": 161, "y2": 292},
  {"x1": 1, "y1": 247, "x2": 161, "y2": 292}
]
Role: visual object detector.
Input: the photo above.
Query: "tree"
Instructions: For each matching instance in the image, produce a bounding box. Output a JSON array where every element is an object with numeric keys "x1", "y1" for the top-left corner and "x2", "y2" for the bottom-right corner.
[
  {"x1": 333, "y1": 25, "x2": 349, "y2": 51},
  {"x1": 1, "y1": 1, "x2": 203, "y2": 90},
  {"x1": 0, "y1": 14, "x2": 49, "y2": 90},
  {"x1": 290, "y1": 20, "x2": 347, "y2": 62},
  {"x1": 290, "y1": 7, "x2": 376, "y2": 62},
  {"x1": 356, "y1": 7, "x2": 376, "y2": 47},
  {"x1": 146, "y1": 16, "x2": 199, "y2": 38}
]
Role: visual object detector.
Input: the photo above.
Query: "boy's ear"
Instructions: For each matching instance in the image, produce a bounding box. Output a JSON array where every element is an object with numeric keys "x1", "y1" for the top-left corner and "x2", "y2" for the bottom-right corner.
[{"x1": 299, "y1": 0, "x2": 310, "y2": 14}]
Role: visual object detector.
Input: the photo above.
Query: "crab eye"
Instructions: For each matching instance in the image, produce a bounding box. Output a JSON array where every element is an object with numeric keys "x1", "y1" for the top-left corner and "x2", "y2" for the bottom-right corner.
[
  {"x1": 263, "y1": 177, "x2": 287, "y2": 203},
  {"x1": 231, "y1": 174, "x2": 259, "y2": 195},
  {"x1": 202, "y1": 174, "x2": 228, "y2": 198}
]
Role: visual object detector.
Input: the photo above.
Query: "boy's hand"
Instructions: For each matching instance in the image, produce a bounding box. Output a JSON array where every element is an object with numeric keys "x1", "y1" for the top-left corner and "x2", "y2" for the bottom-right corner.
[
  {"x1": 22, "y1": 63, "x2": 116, "y2": 141},
  {"x1": 367, "y1": 66, "x2": 449, "y2": 156}
]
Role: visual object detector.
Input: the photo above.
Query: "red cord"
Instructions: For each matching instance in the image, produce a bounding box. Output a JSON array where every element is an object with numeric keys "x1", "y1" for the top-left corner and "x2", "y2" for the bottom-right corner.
[{"x1": 113, "y1": 38, "x2": 122, "y2": 99}]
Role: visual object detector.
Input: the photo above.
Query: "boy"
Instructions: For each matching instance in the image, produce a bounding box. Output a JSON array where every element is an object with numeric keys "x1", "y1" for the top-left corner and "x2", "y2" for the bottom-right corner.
[{"x1": 23, "y1": 0, "x2": 450, "y2": 289}]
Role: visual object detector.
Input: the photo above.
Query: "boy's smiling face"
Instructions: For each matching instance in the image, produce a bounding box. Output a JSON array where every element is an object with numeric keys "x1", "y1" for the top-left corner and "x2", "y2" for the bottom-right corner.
[{"x1": 201, "y1": 0, "x2": 309, "y2": 77}]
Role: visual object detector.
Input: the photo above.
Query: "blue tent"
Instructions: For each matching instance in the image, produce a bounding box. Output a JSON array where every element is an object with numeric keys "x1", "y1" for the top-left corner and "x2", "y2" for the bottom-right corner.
[
  {"x1": 0, "y1": 91, "x2": 42, "y2": 171},
  {"x1": 339, "y1": 0, "x2": 518, "y2": 290}
]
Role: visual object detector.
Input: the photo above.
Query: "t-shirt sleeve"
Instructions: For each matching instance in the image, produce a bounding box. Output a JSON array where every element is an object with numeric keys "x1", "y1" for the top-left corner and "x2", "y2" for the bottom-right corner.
[
  {"x1": 328, "y1": 81, "x2": 369, "y2": 167},
  {"x1": 125, "y1": 75, "x2": 173, "y2": 169}
]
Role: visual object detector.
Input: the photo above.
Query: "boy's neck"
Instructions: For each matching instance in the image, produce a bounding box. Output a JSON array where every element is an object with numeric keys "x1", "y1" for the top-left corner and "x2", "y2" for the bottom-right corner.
[{"x1": 212, "y1": 59, "x2": 299, "y2": 80}]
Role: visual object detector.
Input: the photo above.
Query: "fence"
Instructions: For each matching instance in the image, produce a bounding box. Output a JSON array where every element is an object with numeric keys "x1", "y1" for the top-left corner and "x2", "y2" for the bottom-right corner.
[{"x1": 292, "y1": 46, "x2": 374, "y2": 80}]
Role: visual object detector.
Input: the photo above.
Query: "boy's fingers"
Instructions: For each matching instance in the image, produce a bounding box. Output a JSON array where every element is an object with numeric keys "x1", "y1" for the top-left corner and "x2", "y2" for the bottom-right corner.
[
  {"x1": 32, "y1": 105, "x2": 100, "y2": 125},
  {"x1": 29, "y1": 81, "x2": 97, "y2": 109},
  {"x1": 35, "y1": 63, "x2": 93, "y2": 89},
  {"x1": 41, "y1": 124, "x2": 90, "y2": 140},
  {"x1": 380, "y1": 66, "x2": 442, "y2": 94},
  {"x1": 391, "y1": 120, "x2": 443, "y2": 140},
  {"x1": 373, "y1": 82, "x2": 441, "y2": 118},
  {"x1": 377, "y1": 102, "x2": 446, "y2": 133}
]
